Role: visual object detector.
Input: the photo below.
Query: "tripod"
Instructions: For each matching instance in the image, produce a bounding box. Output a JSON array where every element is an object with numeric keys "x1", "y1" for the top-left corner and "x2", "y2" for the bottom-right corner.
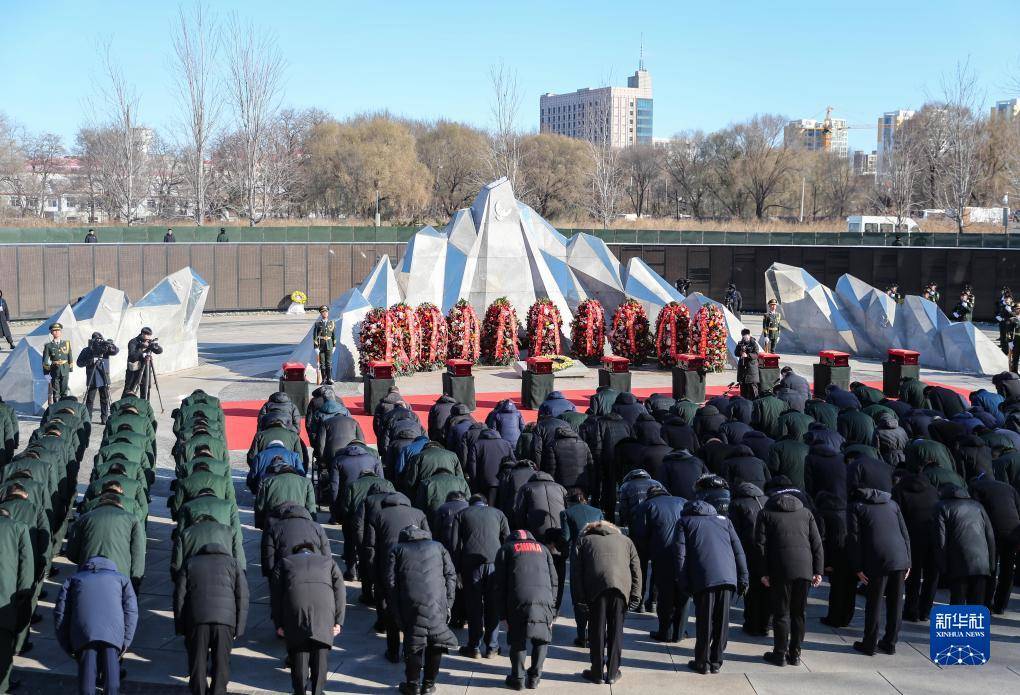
[
  {"x1": 84, "y1": 357, "x2": 111, "y2": 423},
  {"x1": 139, "y1": 353, "x2": 165, "y2": 413}
]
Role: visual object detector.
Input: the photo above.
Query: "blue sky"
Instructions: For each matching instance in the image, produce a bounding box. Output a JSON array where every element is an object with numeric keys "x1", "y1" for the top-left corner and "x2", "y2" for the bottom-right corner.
[{"x1": 2, "y1": 0, "x2": 1018, "y2": 152}]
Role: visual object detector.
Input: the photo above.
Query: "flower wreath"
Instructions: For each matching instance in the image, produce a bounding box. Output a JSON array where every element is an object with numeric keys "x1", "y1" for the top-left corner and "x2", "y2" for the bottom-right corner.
[
  {"x1": 416, "y1": 302, "x2": 449, "y2": 371},
  {"x1": 481, "y1": 297, "x2": 521, "y2": 366},
  {"x1": 526, "y1": 298, "x2": 562, "y2": 357},
  {"x1": 570, "y1": 298, "x2": 606, "y2": 363},
  {"x1": 654, "y1": 302, "x2": 692, "y2": 368},
  {"x1": 538, "y1": 354, "x2": 575, "y2": 372},
  {"x1": 357, "y1": 307, "x2": 412, "y2": 376},
  {"x1": 609, "y1": 299, "x2": 653, "y2": 365},
  {"x1": 290, "y1": 290, "x2": 307, "y2": 304},
  {"x1": 446, "y1": 299, "x2": 481, "y2": 363},
  {"x1": 389, "y1": 302, "x2": 421, "y2": 371},
  {"x1": 692, "y1": 304, "x2": 728, "y2": 372}
]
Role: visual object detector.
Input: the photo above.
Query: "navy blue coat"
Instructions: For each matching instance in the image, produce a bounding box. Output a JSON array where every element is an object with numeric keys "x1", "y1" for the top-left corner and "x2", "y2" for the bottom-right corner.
[
  {"x1": 486, "y1": 399, "x2": 526, "y2": 449},
  {"x1": 468, "y1": 429, "x2": 516, "y2": 490},
  {"x1": 54, "y1": 556, "x2": 138, "y2": 654},
  {"x1": 826, "y1": 385, "x2": 861, "y2": 411},
  {"x1": 538, "y1": 391, "x2": 576, "y2": 419},
  {"x1": 673, "y1": 500, "x2": 749, "y2": 593},
  {"x1": 658, "y1": 451, "x2": 709, "y2": 501},
  {"x1": 611, "y1": 393, "x2": 645, "y2": 426},
  {"x1": 330, "y1": 444, "x2": 384, "y2": 504},
  {"x1": 617, "y1": 470, "x2": 661, "y2": 526},
  {"x1": 805, "y1": 445, "x2": 848, "y2": 504},
  {"x1": 248, "y1": 444, "x2": 303, "y2": 493},
  {"x1": 630, "y1": 492, "x2": 686, "y2": 571}
]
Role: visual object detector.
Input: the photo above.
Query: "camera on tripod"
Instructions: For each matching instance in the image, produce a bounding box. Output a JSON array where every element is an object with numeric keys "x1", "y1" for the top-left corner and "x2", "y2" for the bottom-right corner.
[
  {"x1": 89, "y1": 333, "x2": 117, "y2": 359},
  {"x1": 140, "y1": 336, "x2": 159, "y2": 357}
]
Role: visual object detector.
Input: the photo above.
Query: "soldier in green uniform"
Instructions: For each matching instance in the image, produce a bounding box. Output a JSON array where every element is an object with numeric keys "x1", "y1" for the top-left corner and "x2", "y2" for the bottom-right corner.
[
  {"x1": 1006, "y1": 305, "x2": 1020, "y2": 373},
  {"x1": 922, "y1": 281, "x2": 940, "y2": 305},
  {"x1": 762, "y1": 298, "x2": 782, "y2": 353},
  {"x1": 41, "y1": 323, "x2": 72, "y2": 402},
  {"x1": 951, "y1": 292, "x2": 973, "y2": 323},
  {"x1": 313, "y1": 305, "x2": 336, "y2": 385},
  {"x1": 885, "y1": 283, "x2": 904, "y2": 305}
]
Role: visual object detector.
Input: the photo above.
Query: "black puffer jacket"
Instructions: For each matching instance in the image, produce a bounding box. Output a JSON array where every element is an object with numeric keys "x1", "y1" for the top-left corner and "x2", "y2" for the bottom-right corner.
[
  {"x1": 493, "y1": 529, "x2": 558, "y2": 642},
  {"x1": 546, "y1": 427, "x2": 593, "y2": 491},
  {"x1": 956, "y1": 435, "x2": 993, "y2": 480},
  {"x1": 453, "y1": 501, "x2": 510, "y2": 569},
  {"x1": 846, "y1": 455, "x2": 893, "y2": 495},
  {"x1": 934, "y1": 486, "x2": 996, "y2": 579},
  {"x1": 318, "y1": 414, "x2": 367, "y2": 464},
  {"x1": 875, "y1": 412, "x2": 908, "y2": 467},
  {"x1": 428, "y1": 395, "x2": 459, "y2": 442},
  {"x1": 271, "y1": 549, "x2": 345, "y2": 649},
  {"x1": 658, "y1": 450, "x2": 708, "y2": 501},
  {"x1": 174, "y1": 543, "x2": 248, "y2": 635},
  {"x1": 531, "y1": 416, "x2": 571, "y2": 469},
  {"x1": 259, "y1": 392, "x2": 301, "y2": 432},
  {"x1": 261, "y1": 503, "x2": 331, "y2": 578},
  {"x1": 617, "y1": 469, "x2": 661, "y2": 526},
  {"x1": 467, "y1": 428, "x2": 515, "y2": 491},
  {"x1": 719, "y1": 421, "x2": 753, "y2": 447},
  {"x1": 891, "y1": 472, "x2": 939, "y2": 565},
  {"x1": 968, "y1": 475, "x2": 1020, "y2": 542},
  {"x1": 373, "y1": 389, "x2": 410, "y2": 437},
  {"x1": 384, "y1": 525, "x2": 458, "y2": 650},
  {"x1": 644, "y1": 393, "x2": 676, "y2": 418},
  {"x1": 611, "y1": 392, "x2": 645, "y2": 426},
  {"x1": 847, "y1": 489, "x2": 911, "y2": 577},
  {"x1": 632, "y1": 412, "x2": 663, "y2": 444},
  {"x1": 723, "y1": 445, "x2": 771, "y2": 491},
  {"x1": 754, "y1": 493, "x2": 824, "y2": 581},
  {"x1": 365, "y1": 493, "x2": 430, "y2": 577},
  {"x1": 805, "y1": 445, "x2": 847, "y2": 504},
  {"x1": 728, "y1": 482, "x2": 767, "y2": 575},
  {"x1": 693, "y1": 405, "x2": 726, "y2": 442},
  {"x1": 497, "y1": 460, "x2": 537, "y2": 520},
  {"x1": 513, "y1": 472, "x2": 567, "y2": 550},
  {"x1": 661, "y1": 416, "x2": 700, "y2": 453},
  {"x1": 742, "y1": 430, "x2": 775, "y2": 462}
]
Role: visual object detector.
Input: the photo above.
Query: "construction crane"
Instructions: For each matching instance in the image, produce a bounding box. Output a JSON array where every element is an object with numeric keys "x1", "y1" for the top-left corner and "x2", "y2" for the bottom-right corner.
[{"x1": 820, "y1": 106, "x2": 875, "y2": 152}]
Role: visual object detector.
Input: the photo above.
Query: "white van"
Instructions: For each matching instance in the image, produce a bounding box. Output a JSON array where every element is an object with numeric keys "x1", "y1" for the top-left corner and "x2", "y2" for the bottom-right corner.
[{"x1": 846, "y1": 215, "x2": 919, "y2": 235}]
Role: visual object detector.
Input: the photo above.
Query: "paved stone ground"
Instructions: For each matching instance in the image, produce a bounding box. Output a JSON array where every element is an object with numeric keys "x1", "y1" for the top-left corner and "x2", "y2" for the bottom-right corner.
[{"x1": 9, "y1": 313, "x2": 1020, "y2": 694}]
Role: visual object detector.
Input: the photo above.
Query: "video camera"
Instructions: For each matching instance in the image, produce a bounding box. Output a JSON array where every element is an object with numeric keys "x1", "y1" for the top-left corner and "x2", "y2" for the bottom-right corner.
[{"x1": 89, "y1": 334, "x2": 117, "y2": 359}]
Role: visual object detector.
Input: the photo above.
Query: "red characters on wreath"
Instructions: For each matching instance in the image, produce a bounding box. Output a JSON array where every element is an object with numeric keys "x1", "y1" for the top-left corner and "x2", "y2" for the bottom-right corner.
[
  {"x1": 446, "y1": 299, "x2": 481, "y2": 363},
  {"x1": 654, "y1": 302, "x2": 692, "y2": 368},
  {"x1": 570, "y1": 298, "x2": 606, "y2": 363},
  {"x1": 526, "y1": 299, "x2": 563, "y2": 357},
  {"x1": 692, "y1": 304, "x2": 728, "y2": 372},
  {"x1": 388, "y1": 302, "x2": 421, "y2": 370},
  {"x1": 357, "y1": 307, "x2": 412, "y2": 376},
  {"x1": 481, "y1": 297, "x2": 521, "y2": 366},
  {"x1": 416, "y1": 302, "x2": 448, "y2": 370},
  {"x1": 609, "y1": 299, "x2": 653, "y2": 365}
]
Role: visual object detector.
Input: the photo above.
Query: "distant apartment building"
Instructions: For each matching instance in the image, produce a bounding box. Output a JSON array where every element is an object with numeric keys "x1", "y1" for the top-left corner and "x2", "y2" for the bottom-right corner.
[
  {"x1": 783, "y1": 117, "x2": 849, "y2": 158},
  {"x1": 991, "y1": 98, "x2": 1020, "y2": 121},
  {"x1": 877, "y1": 109, "x2": 915, "y2": 170},
  {"x1": 852, "y1": 150, "x2": 877, "y2": 177},
  {"x1": 539, "y1": 64, "x2": 653, "y2": 148}
]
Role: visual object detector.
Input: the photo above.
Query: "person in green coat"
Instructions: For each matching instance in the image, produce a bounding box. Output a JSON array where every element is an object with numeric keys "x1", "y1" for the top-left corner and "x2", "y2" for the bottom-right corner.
[
  {"x1": 82, "y1": 471, "x2": 148, "y2": 523},
  {"x1": 254, "y1": 464, "x2": 316, "y2": 529},
  {"x1": 169, "y1": 462, "x2": 237, "y2": 521},
  {"x1": 400, "y1": 442, "x2": 465, "y2": 498},
  {"x1": 175, "y1": 455, "x2": 231, "y2": 481},
  {"x1": 897, "y1": 378, "x2": 929, "y2": 410},
  {"x1": 768, "y1": 437, "x2": 810, "y2": 490},
  {"x1": 170, "y1": 515, "x2": 245, "y2": 579},
  {"x1": 416, "y1": 470, "x2": 471, "y2": 524},
  {"x1": 247, "y1": 421, "x2": 306, "y2": 469},
  {"x1": 177, "y1": 430, "x2": 229, "y2": 466},
  {"x1": 313, "y1": 305, "x2": 337, "y2": 384},
  {"x1": 41, "y1": 322, "x2": 73, "y2": 401},
  {"x1": 92, "y1": 454, "x2": 148, "y2": 493},
  {"x1": 905, "y1": 439, "x2": 957, "y2": 475},
  {"x1": 0, "y1": 508, "x2": 33, "y2": 693},
  {"x1": 850, "y1": 382, "x2": 885, "y2": 407},
  {"x1": 805, "y1": 399, "x2": 839, "y2": 431},
  {"x1": 177, "y1": 492, "x2": 243, "y2": 547},
  {"x1": 837, "y1": 409, "x2": 877, "y2": 447},
  {"x1": 777, "y1": 410, "x2": 813, "y2": 442},
  {"x1": 65, "y1": 495, "x2": 146, "y2": 588},
  {"x1": 751, "y1": 394, "x2": 787, "y2": 440},
  {"x1": 0, "y1": 399, "x2": 18, "y2": 467},
  {"x1": 103, "y1": 407, "x2": 156, "y2": 444}
]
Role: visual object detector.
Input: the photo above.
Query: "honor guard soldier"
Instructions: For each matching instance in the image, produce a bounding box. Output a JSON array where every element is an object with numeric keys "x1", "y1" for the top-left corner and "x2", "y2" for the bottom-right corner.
[
  {"x1": 1006, "y1": 305, "x2": 1020, "y2": 373},
  {"x1": 885, "y1": 284, "x2": 904, "y2": 305},
  {"x1": 762, "y1": 299, "x2": 782, "y2": 353},
  {"x1": 995, "y1": 287, "x2": 1014, "y2": 354},
  {"x1": 922, "y1": 282, "x2": 940, "y2": 305},
  {"x1": 962, "y1": 282, "x2": 976, "y2": 311},
  {"x1": 951, "y1": 292, "x2": 973, "y2": 323},
  {"x1": 313, "y1": 306, "x2": 336, "y2": 385},
  {"x1": 42, "y1": 322, "x2": 72, "y2": 401}
]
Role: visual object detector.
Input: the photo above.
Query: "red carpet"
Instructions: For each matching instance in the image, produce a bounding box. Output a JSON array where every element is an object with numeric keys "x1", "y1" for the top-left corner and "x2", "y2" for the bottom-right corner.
[{"x1": 222, "y1": 380, "x2": 969, "y2": 451}]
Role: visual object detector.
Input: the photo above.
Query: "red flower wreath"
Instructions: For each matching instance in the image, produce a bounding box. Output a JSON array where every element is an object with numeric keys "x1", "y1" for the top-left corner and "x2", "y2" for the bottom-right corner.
[
  {"x1": 357, "y1": 307, "x2": 412, "y2": 376},
  {"x1": 570, "y1": 298, "x2": 606, "y2": 363},
  {"x1": 481, "y1": 297, "x2": 521, "y2": 366},
  {"x1": 416, "y1": 302, "x2": 449, "y2": 371},
  {"x1": 654, "y1": 302, "x2": 692, "y2": 368},
  {"x1": 526, "y1": 299, "x2": 563, "y2": 357},
  {"x1": 388, "y1": 302, "x2": 421, "y2": 371},
  {"x1": 692, "y1": 304, "x2": 728, "y2": 372},
  {"x1": 609, "y1": 299, "x2": 653, "y2": 365},
  {"x1": 446, "y1": 299, "x2": 481, "y2": 363}
]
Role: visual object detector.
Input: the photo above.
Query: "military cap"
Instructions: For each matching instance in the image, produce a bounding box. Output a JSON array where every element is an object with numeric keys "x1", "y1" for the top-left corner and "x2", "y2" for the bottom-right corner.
[
  {"x1": 318, "y1": 305, "x2": 329, "y2": 312},
  {"x1": 50, "y1": 322, "x2": 63, "y2": 331}
]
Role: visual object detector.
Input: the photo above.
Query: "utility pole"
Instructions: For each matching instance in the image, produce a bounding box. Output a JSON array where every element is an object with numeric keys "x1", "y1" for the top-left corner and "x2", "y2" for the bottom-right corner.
[{"x1": 799, "y1": 176, "x2": 806, "y2": 223}]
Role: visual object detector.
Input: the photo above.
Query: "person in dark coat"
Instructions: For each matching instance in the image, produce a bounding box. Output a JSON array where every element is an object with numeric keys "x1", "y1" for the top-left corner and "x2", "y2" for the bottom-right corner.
[
  {"x1": 386, "y1": 525, "x2": 458, "y2": 695},
  {"x1": 875, "y1": 412, "x2": 908, "y2": 467},
  {"x1": 729, "y1": 482, "x2": 769, "y2": 635},
  {"x1": 261, "y1": 503, "x2": 330, "y2": 595},
  {"x1": 768, "y1": 430, "x2": 810, "y2": 490},
  {"x1": 559, "y1": 491, "x2": 603, "y2": 645},
  {"x1": 659, "y1": 449, "x2": 709, "y2": 501},
  {"x1": 722, "y1": 445, "x2": 771, "y2": 492},
  {"x1": 513, "y1": 471, "x2": 568, "y2": 608},
  {"x1": 734, "y1": 330, "x2": 760, "y2": 399},
  {"x1": 174, "y1": 543, "x2": 249, "y2": 695},
  {"x1": 742, "y1": 430, "x2": 775, "y2": 462},
  {"x1": 466, "y1": 428, "x2": 514, "y2": 504},
  {"x1": 545, "y1": 426, "x2": 593, "y2": 495},
  {"x1": 693, "y1": 405, "x2": 726, "y2": 443},
  {"x1": 926, "y1": 385, "x2": 967, "y2": 418},
  {"x1": 631, "y1": 487, "x2": 687, "y2": 637},
  {"x1": 632, "y1": 410, "x2": 663, "y2": 442},
  {"x1": 429, "y1": 395, "x2": 459, "y2": 442},
  {"x1": 374, "y1": 387, "x2": 411, "y2": 437},
  {"x1": 259, "y1": 391, "x2": 301, "y2": 432},
  {"x1": 847, "y1": 489, "x2": 911, "y2": 655},
  {"x1": 813, "y1": 491, "x2": 855, "y2": 627},
  {"x1": 496, "y1": 459, "x2": 537, "y2": 521},
  {"x1": 825, "y1": 384, "x2": 861, "y2": 411},
  {"x1": 935, "y1": 485, "x2": 997, "y2": 605},
  {"x1": 675, "y1": 499, "x2": 749, "y2": 673},
  {"x1": 530, "y1": 415, "x2": 570, "y2": 469},
  {"x1": 695, "y1": 474, "x2": 732, "y2": 515},
  {"x1": 661, "y1": 414, "x2": 700, "y2": 453},
  {"x1": 891, "y1": 471, "x2": 939, "y2": 622},
  {"x1": 0, "y1": 507, "x2": 31, "y2": 693},
  {"x1": 538, "y1": 391, "x2": 576, "y2": 419},
  {"x1": 452, "y1": 495, "x2": 510, "y2": 658},
  {"x1": 581, "y1": 412, "x2": 632, "y2": 519},
  {"x1": 588, "y1": 386, "x2": 619, "y2": 416},
  {"x1": 76, "y1": 332, "x2": 119, "y2": 424},
  {"x1": 804, "y1": 444, "x2": 847, "y2": 505},
  {"x1": 838, "y1": 408, "x2": 877, "y2": 448},
  {"x1": 432, "y1": 492, "x2": 470, "y2": 627},
  {"x1": 272, "y1": 544, "x2": 345, "y2": 695},
  {"x1": 485, "y1": 399, "x2": 525, "y2": 449},
  {"x1": 493, "y1": 529, "x2": 557, "y2": 690},
  {"x1": 755, "y1": 492, "x2": 824, "y2": 667},
  {"x1": 572, "y1": 521, "x2": 642, "y2": 685},
  {"x1": 54, "y1": 556, "x2": 138, "y2": 695},
  {"x1": 719, "y1": 418, "x2": 753, "y2": 448},
  {"x1": 846, "y1": 454, "x2": 893, "y2": 495},
  {"x1": 611, "y1": 392, "x2": 644, "y2": 426},
  {"x1": 329, "y1": 442, "x2": 383, "y2": 514},
  {"x1": 967, "y1": 472, "x2": 1020, "y2": 613}
]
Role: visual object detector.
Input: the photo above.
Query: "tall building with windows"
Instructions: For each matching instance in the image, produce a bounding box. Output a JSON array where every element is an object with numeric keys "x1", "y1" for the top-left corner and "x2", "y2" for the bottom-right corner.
[
  {"x1": 876, "y1": 109, "x2": 915, "y2": 170},
  {"x1": 852, "y1": 150, "x2": 877, "y2": 177},
  {"x1": 991, "y1": 98, "x2": 1020, "y2": 121},
  {"x1": 539, "y1": 63, "x2": 653, "y2": 148},
  {"x1": 783, "y1": 117, "x2": 849, "y2": 158}
]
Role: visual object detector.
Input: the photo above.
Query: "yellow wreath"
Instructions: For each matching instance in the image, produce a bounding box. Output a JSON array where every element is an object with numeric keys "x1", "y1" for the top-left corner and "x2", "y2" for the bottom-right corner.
[{"x1": 290, "y1": 290, "x2": 307, "y2": 304}]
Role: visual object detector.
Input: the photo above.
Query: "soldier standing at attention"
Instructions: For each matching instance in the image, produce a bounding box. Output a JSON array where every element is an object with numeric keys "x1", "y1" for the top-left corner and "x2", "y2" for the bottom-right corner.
[
  {"x1": 995, "y1": 287, "x2": 1013, "y2": 354},
  {"x1": 885, "y1": 284, "x2": 904, "y2": 305},
  {"x1": 84, "y1": 228, "x2": 98, "y2": 244},
  {"x1": 0, "y1": 290, "x2": 14, "y2": 350},
  {"x1": 164, "y1": 227, "x2": 176, "y2": 243},
  {"x1": 42, "y1": 322, "x2": 72, "y2": 400},
  {"x1": 762, "y1": 299, "x2": 782, "y2": 353},
  {"x1": 216, "y1": 227, "x2": 229, "y2": 243},
  {"x1": 313, "y1": 306, "x2": 336, "y2": 385},
  {"x1": 962, "y1": 282, "x2": 976, "y2": 311},
  {"x1": 1006, "y1": 305, "x2": 1020, "y2": 373},
  {"x1": 951, "y1": 292, "x2": 973, "y2": 323},
  {"x1": 922, "y1": 282, "x2": 940, "y2": 306}
]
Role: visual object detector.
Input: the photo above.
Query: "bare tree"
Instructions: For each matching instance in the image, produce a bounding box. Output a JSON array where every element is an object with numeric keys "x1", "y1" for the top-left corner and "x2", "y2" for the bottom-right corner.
[
  {"x1": 621, "y1": 144, "x2": 661, "y2": 217},
  {"x1": 24, "y1": 132, "x2": 65, "y2": 217},
  {"x1": 73, "y1": 127, "x2": 103, "y2": 223},
  {"x1": 170, "y1": 1, "x2": 221, "y2": 224},
  {"x1": 486, "y1": 62, "x2": 524, "y2": 193},
  {"x1": 582, "y1": 92, "x2": 623, "y2": 228},
  {"x1": 223, "y1": 17, "x2": 285, "y2": 226},
  {"x1": 664, "y1": 132, "x2": 713, "y2": 218},
  {"x1": 814, "y1": 152, "x2": 860, "y2": 219},
  {"x1": 148, "y1": 131, "x2": 188, "y2": 218},
  {"x1": 872, "y1": 138, "x2": 922, "y2": 230},
  {"x1": 734, "y1": 114, "x2": 795, "y2": 219},
  {"x1": 938, "y1": 62, "x2": 987, "y2": 233},
  {"x1": 0, "y1": 114, "x2": 26, "y2": 218}
]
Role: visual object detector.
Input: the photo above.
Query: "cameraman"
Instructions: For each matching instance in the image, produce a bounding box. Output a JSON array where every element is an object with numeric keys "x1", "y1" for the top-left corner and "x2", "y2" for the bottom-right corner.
[
  {"x1": 124, "y1": 327, "x2": 162, "y2": 398},
  {"x1": 733, "y1": 328, "x2": 761, "y2": 399},
  {"x1": 76, "y1": 332, "x2": 120, "y2": 423}
]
